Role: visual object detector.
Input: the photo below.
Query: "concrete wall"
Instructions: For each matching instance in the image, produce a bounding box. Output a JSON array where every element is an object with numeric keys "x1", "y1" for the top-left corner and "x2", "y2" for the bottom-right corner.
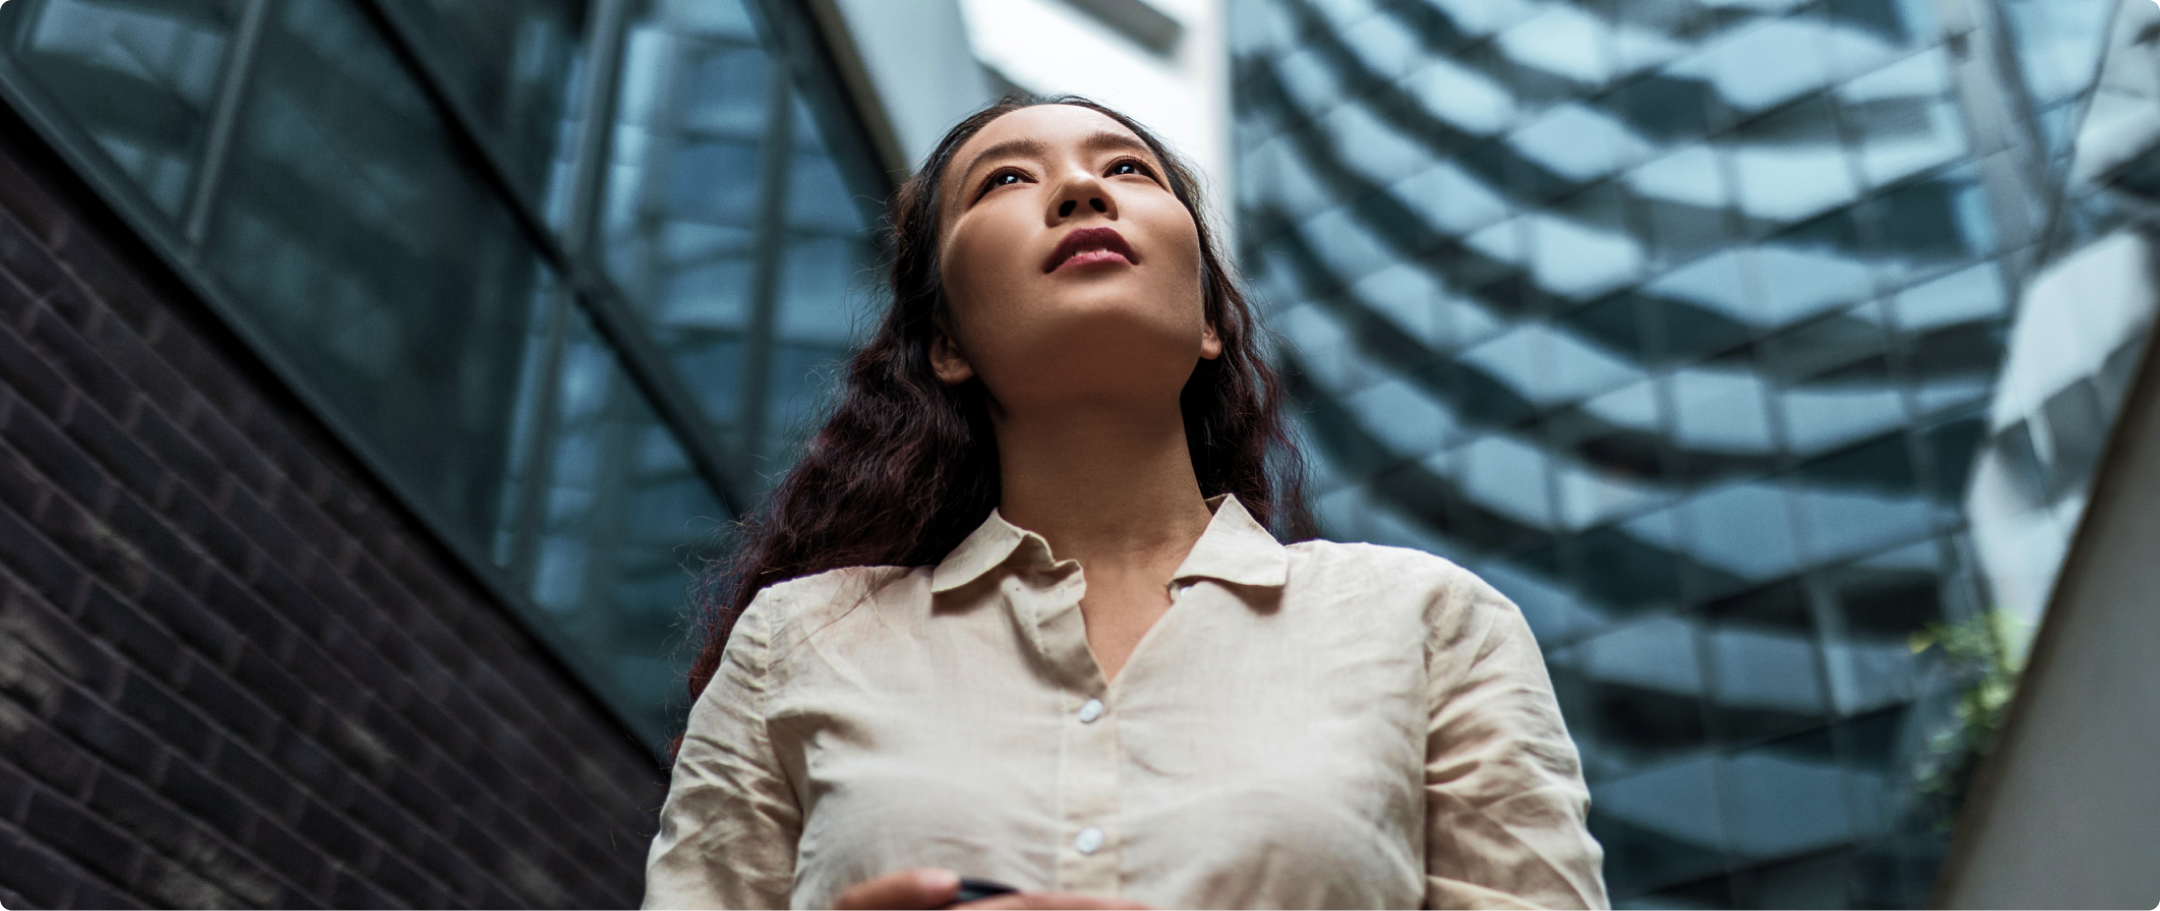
[{"x1": 1933, "y1": 245, "x2": 2160, "y2": 908}]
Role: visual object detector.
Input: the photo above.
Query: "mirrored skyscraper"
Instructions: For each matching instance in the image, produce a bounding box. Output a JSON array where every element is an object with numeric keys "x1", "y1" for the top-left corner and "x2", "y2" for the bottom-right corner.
[{"x1": 1230, "y1": 0, "x2": 2152, "y2": 904}]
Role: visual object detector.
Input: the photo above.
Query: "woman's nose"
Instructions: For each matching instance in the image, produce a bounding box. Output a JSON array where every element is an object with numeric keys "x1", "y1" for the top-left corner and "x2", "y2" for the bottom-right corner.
[
  {"x1": 1057, "y1": 196, "x2": 1109, "y2": 218},
  {"x1": 1050, "y1": 173, "x2": 1115, "y2": 221}
]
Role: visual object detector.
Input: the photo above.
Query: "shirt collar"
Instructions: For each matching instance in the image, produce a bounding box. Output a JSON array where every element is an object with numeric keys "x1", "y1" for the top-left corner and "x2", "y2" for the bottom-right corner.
[{"x1": 929, "y1": 493, "x2": 1289, "y2": 594}]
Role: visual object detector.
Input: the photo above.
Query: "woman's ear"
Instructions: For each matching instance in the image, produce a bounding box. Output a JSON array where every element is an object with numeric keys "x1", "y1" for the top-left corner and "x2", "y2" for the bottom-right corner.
[
  {"x1": 1200, "y1": 322, "x2": 1223, "y2": 361},
  {"x1": 931, "y1": 332, "x2": 977, "y2": 384}
]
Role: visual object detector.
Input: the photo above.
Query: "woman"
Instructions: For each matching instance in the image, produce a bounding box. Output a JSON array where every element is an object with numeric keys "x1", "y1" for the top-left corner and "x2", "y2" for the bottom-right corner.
[{"x1": 644, "y1": 96, "x2": 1607, "y2": 910}]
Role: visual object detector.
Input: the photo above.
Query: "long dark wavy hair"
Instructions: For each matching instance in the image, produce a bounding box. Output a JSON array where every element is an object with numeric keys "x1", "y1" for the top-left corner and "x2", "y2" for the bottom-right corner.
[{"x1": 677, "y1": 95, "x2": 1312, "y2": 740}]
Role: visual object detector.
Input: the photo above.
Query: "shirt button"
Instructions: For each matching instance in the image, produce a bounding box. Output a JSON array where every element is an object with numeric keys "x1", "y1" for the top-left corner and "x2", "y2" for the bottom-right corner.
[
  {"x1": 1078, "y1": 698, "x2": 1104, "y2": 723},
  {"x1": 1074, "y1": 827, "x2": 1105, "y2": 855}
]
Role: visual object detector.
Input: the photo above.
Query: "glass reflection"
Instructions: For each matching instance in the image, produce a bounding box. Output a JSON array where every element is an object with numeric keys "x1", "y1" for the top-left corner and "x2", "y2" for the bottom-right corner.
[
  {"x1": 599, "y1": 0, "x2": 875, "y2": 473},
  {"x1": 8, "y1": 0, "x2": 239, "y2": 216}
]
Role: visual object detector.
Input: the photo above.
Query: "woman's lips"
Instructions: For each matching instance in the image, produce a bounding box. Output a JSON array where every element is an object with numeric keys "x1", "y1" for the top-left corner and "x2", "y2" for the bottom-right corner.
[{"x1": 1043, "y1": 226, "x2": 1139, "y2": 273}]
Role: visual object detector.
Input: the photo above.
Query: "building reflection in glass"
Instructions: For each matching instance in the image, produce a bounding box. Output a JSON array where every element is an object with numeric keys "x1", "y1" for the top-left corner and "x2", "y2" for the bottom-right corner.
[{"x1": 1229, "y1": 0, "x2": 2150, "y2": 905}]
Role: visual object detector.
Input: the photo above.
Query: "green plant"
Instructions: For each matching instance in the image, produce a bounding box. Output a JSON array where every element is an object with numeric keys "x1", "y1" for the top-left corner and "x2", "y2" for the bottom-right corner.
[{"x1": 1908, "y1": 609, "x2": 2028, "y2": 832}]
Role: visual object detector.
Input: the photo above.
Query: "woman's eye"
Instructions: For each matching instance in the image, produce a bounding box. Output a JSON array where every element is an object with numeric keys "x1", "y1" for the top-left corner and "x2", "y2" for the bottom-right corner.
[
  {"x1": 1110, "y1": 161, "x2": 1142, "y2": 176},
  {"x1": 991, "y1": 172, "x2": 1022, "y2": 187}
]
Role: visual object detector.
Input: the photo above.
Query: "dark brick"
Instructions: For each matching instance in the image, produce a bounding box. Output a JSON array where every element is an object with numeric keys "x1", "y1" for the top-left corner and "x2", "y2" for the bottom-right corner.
[
  {"x1": 58, "y1": 393, "x2": 165, "y2": 502},
  {"x1": 177, "y1": 656, "x2": 275, "y2": 747},
  {"x1": 86, "y1": 771, "x2": 198, "y2": 861},
  {"x1": 115, "y1": 670, "x2": 214, "y2": 759},
  {"x1": 0, "y1": 502, "x2": 88, "y2": 606},
  {"x1": 142, "y1": 577, "x2": 243, "y2": 668},
  {"x1": 328, "y1": 868, "x2": 401, "y2": 910},
  {"x1": 281, "y1": 636, "x2": 367, "y2": 718},
  {"x1": 367, "y1": 847, "x2": 448, "y2": 909},
  {"x1": 379, "y1": 767, "x2": 451, "y2": 831},
  {"x1": 210, "y1": 576, "x2": 290, "y2": 656},
  {"x1": 271, "y1": 729, "x2": 353, "y2": 804},
  {"x1": 163, "y1": 484, "x2": 253, "y2": 577},
  {"x1": 36, "y1": 489, "x2": 162, "y2": 603},
  {"x1": 1, "y1": 579, "x2": 120, "y2": 693},
  {"x1": 155, "y1": 756, "x2": 253, "y2": 836},
  {"x1": 0, "y1": 203, "x2": 71, "y2": 303},
  {"x1": 213, "y1": 742, "x2": 297, "y2": 820},
  {"x1": 315, "y1": 707, "x2": 397, "y2": 784},
  {"x1": 69, "y1": 875, "x2": 145, "y2": 911},
  {"x1": 182, "y1": 404, "x2": 280, "y2": 497},
  {"x1": 0, "y1": 706, "x2": 94, "y2": 796},
  {"x1": 20, "y1": 307, "x2": 136, "y2": 420},
  {"x1": 134, "y1": 854, "x2": 239, "y2": 909},
  {"x1": 0, "y1": 438, "x2": 49, "y2": 525},
  {"x1": 269, "y1": 492, "x2": 349, "y2": 571},
  {"x1": 244, "y1": 817, "x2": 332, "y2": 902},
  {"x1": 78, "y1": 587, "x2": 184, "y2": 682},
  {"x1": 99, "y1": 492, "x2": 206, "y2": 599},
  {"x1": 22, "y1": 787, "x2": 141, "y2": 886},
  {"x1": 251, "y1": 560, "x2": 331, "y2": 645},
  {"x1": 340, "y1": 783, "x2": 416, "y2": 851},
  {"x1": 0, "y1": 755, "x2": 32, "y2": 824},
  {"x1": 47, "y1": 223, "x2": 155, "y2": 332},
  {"x1": 127, "y1": 403, "x2": 223, "y2": 502},
  {"x1": 0, "y1": 822, "x2": 84, "y2": 909},
  {"x1": 0, "y1": 320, "x2": 71, "y2": 417},
  {"x1": 229, "y1": 646, "x2": 312, "y2": 724},
  {"x1": 1, "y1": 395, "x2": 106, "y2": 507},
  {"x1": 48, "y1": 687, "x2": 163, "y2": 778},
  {"x1": 293, "y1": 798, "x2": 370, "y2": 863}
]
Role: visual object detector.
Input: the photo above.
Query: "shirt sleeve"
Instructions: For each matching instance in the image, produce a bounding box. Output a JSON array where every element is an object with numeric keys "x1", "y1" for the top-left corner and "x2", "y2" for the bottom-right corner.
[
  {"x1": 644, "y1": 596, "x2": 801, "y2": 910},
  {"x1": 1423, "y1": 568, "x2": 1609, "y2": 910}
]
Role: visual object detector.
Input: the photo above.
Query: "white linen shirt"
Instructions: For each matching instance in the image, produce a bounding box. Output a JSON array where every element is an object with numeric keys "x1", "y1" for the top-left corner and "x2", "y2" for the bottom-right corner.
[{"x1": 644, "y1": 495, "x2": 1607, "y2": 909}]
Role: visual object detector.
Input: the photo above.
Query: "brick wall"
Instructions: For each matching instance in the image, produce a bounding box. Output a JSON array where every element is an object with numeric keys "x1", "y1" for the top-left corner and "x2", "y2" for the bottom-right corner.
[{"x1": 0, "y1": 102, "x2": 667, "y2": 908}]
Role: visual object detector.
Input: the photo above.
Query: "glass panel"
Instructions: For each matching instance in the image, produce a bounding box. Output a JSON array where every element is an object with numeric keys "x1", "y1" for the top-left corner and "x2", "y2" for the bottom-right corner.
[
  {"x1": 506, "y1": 302, "x2": 727, "y2": 739},
  {"x1": 7, "y1": 0, "x2": 241, "y2": 216},
  {"x1": 1702, "y1": 580, "x2": 1828, "y2": 744},
  {"x1": 1592, "y1": 756, "x2": 1729, "y2": 896},
  {"x1": 204, "y1": 0, "x2": 545, "y2": 545},
  {"x1": 377, "y1": 0, "x2": 585, "y2": 201},
  {"x1": 597, "y1": 0, "x2": 876, "y2": 473}
]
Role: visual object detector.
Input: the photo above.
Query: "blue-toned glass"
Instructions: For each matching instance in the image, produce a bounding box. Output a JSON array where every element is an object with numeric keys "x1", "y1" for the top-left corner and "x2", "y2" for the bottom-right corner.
[
  {"x1": 204, "y1": 0, "x2": 547, "y2": 546},
  {"x1": 5, "y1": 0, "x2": 241, "y2": 216},
  {"x1": 598, "y1": 0, "x2": 874, "y2": 475},
  {"x1": 376, "y1": 0, "x2": 586, "y2": 202}
]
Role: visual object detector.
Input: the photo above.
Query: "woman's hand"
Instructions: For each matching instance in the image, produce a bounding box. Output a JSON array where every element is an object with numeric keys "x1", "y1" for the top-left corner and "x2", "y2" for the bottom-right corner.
[
  {"x1": 834, "y1": 869, "x2": 963, "y2": 909},
  {"x1": 955, "y1": 891, "x2": 1151, "y2": 909},
  {"x1": 833, "y1": 869, "x2": 1151, "y2": 910}
]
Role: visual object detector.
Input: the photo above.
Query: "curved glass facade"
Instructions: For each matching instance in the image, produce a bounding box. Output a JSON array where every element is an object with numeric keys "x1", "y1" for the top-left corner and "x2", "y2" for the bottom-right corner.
[
  {"x1": 1231, "y1": 0, "x2": 2148, "y2": 905},
  {"x1": 0, "y1": 0, "x2": 886, "y2": 748}
]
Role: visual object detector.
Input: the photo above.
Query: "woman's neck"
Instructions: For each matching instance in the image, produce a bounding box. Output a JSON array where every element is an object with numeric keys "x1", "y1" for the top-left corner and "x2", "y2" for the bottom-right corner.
[{"x1": 990, "y1": 401, "x2": 1215, "y2": 571}]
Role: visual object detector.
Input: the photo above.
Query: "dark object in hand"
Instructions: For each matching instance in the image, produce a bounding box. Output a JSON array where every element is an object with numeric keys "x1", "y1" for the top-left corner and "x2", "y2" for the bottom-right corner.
[{"x1": 949, "y1": 877, "x2": 1019, "y2": 906}]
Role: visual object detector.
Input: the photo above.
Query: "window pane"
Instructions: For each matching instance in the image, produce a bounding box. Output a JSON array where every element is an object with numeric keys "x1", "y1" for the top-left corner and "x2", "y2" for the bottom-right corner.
[
  {"x1": 8, "y1": 0, "x2": 242, "y2": 216},
  {"x1": 508, "y1": 302, "x2": 727, "y2": 739},
  {"x1": 377, "y1": 0, "x2": 586, "y2": 201},
  {"x1": 205, "y1": 0, "x2": 544, "y2": 544}
]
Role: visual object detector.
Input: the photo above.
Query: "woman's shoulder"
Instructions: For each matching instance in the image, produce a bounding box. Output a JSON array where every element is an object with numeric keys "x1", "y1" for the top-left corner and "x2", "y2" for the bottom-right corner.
[
  {"x1": 738, "y1": 564, "x2": 928, "y2": 645},
  {"x1": 1285, "y1": 538, "x2": 1475, "y2": 584},
  {"x1": 1283, "y1": 539, "x2": 1526, "y2": 628}
]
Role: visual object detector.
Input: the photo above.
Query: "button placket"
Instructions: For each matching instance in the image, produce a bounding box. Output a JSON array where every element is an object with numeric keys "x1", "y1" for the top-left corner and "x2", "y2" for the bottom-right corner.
[{"x1": 1055, "y1": 685, "x2": 1120, "y2": 894}]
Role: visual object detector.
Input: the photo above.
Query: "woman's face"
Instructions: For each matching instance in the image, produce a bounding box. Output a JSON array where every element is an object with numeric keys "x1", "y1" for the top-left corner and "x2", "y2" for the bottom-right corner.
[{"x1": 932, "y1": 104, "x2": 1218, "y2": 414}]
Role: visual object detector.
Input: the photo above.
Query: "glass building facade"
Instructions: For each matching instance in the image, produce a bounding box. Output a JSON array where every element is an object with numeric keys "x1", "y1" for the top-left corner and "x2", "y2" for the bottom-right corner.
[
  {"x1": 1230, "y1": 0, "x2": 2148, "y2": 905},
  {"x1": 0, "y1": 0, "x2": 887, "y2": 749}
]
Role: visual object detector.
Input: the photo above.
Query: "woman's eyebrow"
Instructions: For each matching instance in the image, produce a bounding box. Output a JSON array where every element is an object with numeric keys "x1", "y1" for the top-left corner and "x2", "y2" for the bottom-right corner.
[{"x1": 959, "y1": 137, "x2": 1049, "y2": 187}]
